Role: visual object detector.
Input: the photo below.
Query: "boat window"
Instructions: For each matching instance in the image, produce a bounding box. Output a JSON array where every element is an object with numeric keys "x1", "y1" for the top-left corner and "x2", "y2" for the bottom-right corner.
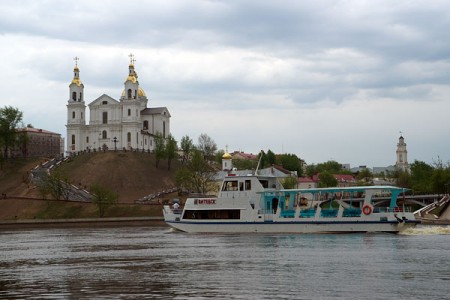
[
  {"x1": 259, "y1": 180, "x2": 269, "y2": 188},
  {"x1": 222, "y1": 180, "x2": 238, "y2": 191},
  {"x1": 183, "y1": 210, "x2": 240, "y2": 220},
  {"x1": 245, "y1": 180, "x2": 251, "y2": 190}
]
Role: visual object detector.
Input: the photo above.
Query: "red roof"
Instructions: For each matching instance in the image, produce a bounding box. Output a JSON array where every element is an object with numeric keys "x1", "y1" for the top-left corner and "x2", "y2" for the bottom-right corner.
[
  {"x1": 231, "y1": 151, "x2": 258, "y2": 160},
  {"x1": 311, "y1": 174, "x2": 355, "y2": 182},
  {"x1": 298, "y1": 177, "x2": 315, "y2": 183},
  {"x1": 17, "y1": 127, "x2": 60, "y2": 135}
]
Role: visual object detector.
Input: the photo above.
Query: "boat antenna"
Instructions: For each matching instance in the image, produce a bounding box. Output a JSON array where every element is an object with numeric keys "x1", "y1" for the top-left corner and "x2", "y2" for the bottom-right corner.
[{"x1": 255, "y1": 150, "x2": 263, "y2": 175}]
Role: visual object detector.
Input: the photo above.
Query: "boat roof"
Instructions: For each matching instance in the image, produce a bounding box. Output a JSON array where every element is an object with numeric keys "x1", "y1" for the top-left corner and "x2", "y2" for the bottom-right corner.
[{"x1": 275, "y1": 185, "x2": 408, "y2": 194}]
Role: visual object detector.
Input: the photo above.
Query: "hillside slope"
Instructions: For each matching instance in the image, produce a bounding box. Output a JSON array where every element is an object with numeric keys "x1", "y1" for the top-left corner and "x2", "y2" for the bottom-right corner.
[{"x1": 55, "y1": 151, "x2": 179, "y2": 203}]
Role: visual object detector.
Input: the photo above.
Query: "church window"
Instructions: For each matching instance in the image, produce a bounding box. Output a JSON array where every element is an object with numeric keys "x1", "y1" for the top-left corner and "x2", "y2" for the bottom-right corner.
[
  {"x1": 127, "y1": 132, "x2": 131, "y2": 143},
  {"x1": 127, "y1": 89, "x2": 132, "y2": 99},
  {"x1": 81, "y1": 112, "x2": 83, "y2": 119},
  {"x1": 128, "y1": 109, "x2": 131, "y2": 116},
  {"x1": 136, "y1": 132, "x2": 138, "y2": 145},
  {"x1": 145, "y1": 138, "x2": 147, "y2": 145},
  {"x1": 102, "y1": 112, "x2": 108, "y2": 124},
  {"x1": 71, "y1": 135, "x2": 75, "y2": 145},
  {"x1": 72, "y1": 92, "x2": 76, "y2": 101},
  {"x1": 163, "y1": 121, "x2": 166, "y2": 138},
  {"x1": 102, "y1": 130, "x2": 107, "y2": 139},
  {"x1": 72, "y1": 111, "x2": 75, "y2": 119},
  {"x1": 134, "y1": 90, "x2": 137, "y2": 99},
  {"x1": 79, "y1": 92, "x2": 83, "y2": 101},
  {"x1": 86, "y1": 136, "x2": 89, "y2": 143},
  {"x1": 143, "y1": 120, "x2": 148, "y2": 130},
  {"x1": 102, "y1": 101, "x2": 108, "y2": 105}
]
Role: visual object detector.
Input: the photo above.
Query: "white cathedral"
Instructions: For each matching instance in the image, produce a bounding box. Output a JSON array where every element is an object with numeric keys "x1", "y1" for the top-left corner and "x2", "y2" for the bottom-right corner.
[{"x1": 66, "y1": 55, "x2": 171, "y2": 154}]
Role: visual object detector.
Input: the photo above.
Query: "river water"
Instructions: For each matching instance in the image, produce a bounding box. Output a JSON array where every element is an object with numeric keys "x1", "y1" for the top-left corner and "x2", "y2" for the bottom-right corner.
[{"x1": 1, "y1": 225, "x2": 449, "y2": 299}]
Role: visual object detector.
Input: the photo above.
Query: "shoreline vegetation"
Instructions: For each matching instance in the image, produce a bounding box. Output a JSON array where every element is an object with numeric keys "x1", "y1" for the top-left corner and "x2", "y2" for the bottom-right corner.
[{"x1": 1, "y1": 154, "x2": 449, "y2": 228}]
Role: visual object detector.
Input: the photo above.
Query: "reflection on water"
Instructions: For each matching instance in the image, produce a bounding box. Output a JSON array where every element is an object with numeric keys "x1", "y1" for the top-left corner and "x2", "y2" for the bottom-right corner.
[{"x1": 1, "y1": 226, "x2": 449, "y2": 299}]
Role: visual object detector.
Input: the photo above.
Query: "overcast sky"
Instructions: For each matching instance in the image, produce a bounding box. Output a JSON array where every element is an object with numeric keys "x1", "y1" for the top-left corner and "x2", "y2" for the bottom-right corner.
[{"x1": 1, "y1": 0, "x2": 449, "y2": 167}]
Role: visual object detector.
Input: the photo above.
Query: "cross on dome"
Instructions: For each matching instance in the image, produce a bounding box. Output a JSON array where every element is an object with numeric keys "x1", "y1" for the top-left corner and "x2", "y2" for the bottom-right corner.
[
  {"x1": 129, "y1": 53, "x2": 136, "y2": 65},
  {"x1": 74, "y1": 56, "x2": 79, "y2": 67}
]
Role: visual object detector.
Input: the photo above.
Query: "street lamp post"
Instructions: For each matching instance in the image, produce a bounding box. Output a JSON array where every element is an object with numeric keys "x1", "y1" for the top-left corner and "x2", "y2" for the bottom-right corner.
[{"x1": 113, "y1": 137, "x2": 118, "y2": 152}]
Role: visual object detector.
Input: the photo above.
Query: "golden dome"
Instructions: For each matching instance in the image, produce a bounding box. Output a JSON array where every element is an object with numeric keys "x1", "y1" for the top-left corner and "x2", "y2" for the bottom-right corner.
[
  {"x1": 71, "y1": 78, "x2": 82, "y2": 86},
  {"x1": 125, "y1": 74, "x2": 138, "y2": 84},
  {"x1": 121, "y1": 87, "x2": 146, "y2": 98},
  {"x1": 222, "y1": 152, "x2": 232, "y2": 159}
]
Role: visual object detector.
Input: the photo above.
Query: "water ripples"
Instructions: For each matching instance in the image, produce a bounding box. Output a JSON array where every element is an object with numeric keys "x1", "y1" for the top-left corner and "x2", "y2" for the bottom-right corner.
[{"x1": 1, "y1": 226, "x2": 450, "y2": 299}]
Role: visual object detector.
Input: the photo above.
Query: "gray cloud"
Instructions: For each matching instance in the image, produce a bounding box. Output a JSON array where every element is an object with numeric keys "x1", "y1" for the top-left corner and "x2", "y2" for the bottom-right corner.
[{"x1": 1, "y1": 0, "x2": 450, "y2": 166}]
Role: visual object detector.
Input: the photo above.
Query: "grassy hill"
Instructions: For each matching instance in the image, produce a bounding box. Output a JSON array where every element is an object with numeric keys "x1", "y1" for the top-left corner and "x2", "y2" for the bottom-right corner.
[
  {"x1": 0, "y1": 152, "x2": 180, "y2": 221},
  {"x1": 55, "y1": 151, "x2": 179, "y2": 202}
]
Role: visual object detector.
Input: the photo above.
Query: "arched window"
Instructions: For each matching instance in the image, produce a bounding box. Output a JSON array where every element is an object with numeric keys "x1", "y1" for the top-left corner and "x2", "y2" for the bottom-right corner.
[
  {"x1": 79, "y1": 92, "x2": 83, "y2": 101},
  {"x1": 127, "y1": 132, "x2": 131, "y2": 143},
  {"x1": 128, "y1": 109, "x2": 131, "y2": 116},
  {"x1": 102, "y1": 112, "x2": 108, "y2": 124},
  {"x1": 102, "y1": 130, "x2": 107, "y2": 139},
  {"x1": 127, "y1": 89, "x2": 132, "y2": 99},
  {"x1": 143, "y1": 120, "x2": 148, "y2": 130},
  {"x1": 134, "y1": 90, "x2": 137, "y2": 99},
  {"x1": 163, "y1": 121, "x2": 166, "y2": 138},
  {"x1": 72, "y1": 111, "x2": 75, "y2": 119},
  {"x1": 71, "y1": 134, "x2": 75, "y2": 145},
  {"x1": 72, "y1": 92, "x2": 76, "y2": 101},
  {"x1": 81, "y1": 112, "x2": 83, "y2": 119}
]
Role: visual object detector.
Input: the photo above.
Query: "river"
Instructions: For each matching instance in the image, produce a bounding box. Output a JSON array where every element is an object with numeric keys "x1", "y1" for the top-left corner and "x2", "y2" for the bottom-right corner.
[{"x1": 1, "y1": 225, "x2": 449, "y2": 299}]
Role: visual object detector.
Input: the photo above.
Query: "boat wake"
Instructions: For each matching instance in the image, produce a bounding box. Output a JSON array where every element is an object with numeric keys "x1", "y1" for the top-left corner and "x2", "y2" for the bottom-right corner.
[{"x1": 399, "y1": 225, "x2": 450, "y2": 235}]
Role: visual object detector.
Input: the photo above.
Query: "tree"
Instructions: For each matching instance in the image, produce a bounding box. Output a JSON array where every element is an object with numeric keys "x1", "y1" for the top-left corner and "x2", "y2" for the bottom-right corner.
[
  {"x1": 305, "y1": 165, "x2": 316, "y2": 178},
  {"x1": 431, "y1": 158, "x2": 450, "y2": 195},
  {"x1": 214, "y1": 149, "x2": 225, "y2": 164},
  {"x1": 154, "y1": 132, "x2": 165, "y2": 168},
  {"x1": 165, "y1": 134, "x2": 178, "y2": 170},
  {"x1": 278, "y1": 153, "x2": 302, "y2": 176},
  {"x1": 266, "y1": 150, "x2": 276, "y2": 165},
  {"x1": 410, "y1": 160, "x2": 433, "y2": 193},
  {"x1": 197, "y1": 133, "x2": 217, "y2": 161},
  {"x1": 282, "y1": 176, "x2": 298, "y2": 189},
  {"x1": 175, "y1": 149, "x2": 216, "y2": 194},
  {"x1": 318, "y1": 171, "x2": 338, "y2": 188},
  {"x1": 395, "y1": 170, "x2": 411, "y2": 188},
  {"x1": 91, "y1": 184, "x2": 118, "y2": 217},
  {"x1": 316, "y1": 160, "x2": 344, "y2": 174},
  {"x1": 180, "y1": 135, "x2": 194, "y2": 163},
  {"x1": 356, "y1": 168, "x2": 373, "y2": 185},
  {"x1": 38, "y1": 171, "x2": 72, "y2": 201},
  {"x1": 0, "y1": 106, "x2": 23, "y2": 159}
]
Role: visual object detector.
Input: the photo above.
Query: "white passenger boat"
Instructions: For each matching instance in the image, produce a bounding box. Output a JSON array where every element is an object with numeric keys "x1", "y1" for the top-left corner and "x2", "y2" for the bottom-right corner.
[{"x1": 163, "y1": 173, "x2": 420, "y2": 233}]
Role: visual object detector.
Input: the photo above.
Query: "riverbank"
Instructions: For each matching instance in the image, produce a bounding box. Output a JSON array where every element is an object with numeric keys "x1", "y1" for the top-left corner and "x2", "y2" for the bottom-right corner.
[{"x1": 0, "y1": 216, "x2": 166, "y2": 229}]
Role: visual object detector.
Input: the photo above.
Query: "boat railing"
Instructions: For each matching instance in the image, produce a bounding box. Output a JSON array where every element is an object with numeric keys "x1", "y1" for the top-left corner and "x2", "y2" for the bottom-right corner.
[
  {"x1": 299, "y1": 208, "x2": 316, "y2": 218},
  {"x1": 373, "y1": 207, "x2": 411, "y2": 213},
  {"x1": 342, "y1": 208, "x2": 362, "y2": 217},
  {"x1": 320, "y1": 209, "x2": 338, "y2": 218}
]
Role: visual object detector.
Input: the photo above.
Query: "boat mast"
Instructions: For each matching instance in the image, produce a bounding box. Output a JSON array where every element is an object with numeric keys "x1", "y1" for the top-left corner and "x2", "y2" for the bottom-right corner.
[{"x1": 255, "y1": 150, "x2": 263, "y2": 175}]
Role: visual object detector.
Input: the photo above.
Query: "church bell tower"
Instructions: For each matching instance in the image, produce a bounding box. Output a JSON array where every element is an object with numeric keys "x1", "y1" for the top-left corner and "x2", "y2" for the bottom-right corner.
[{"x1": 66, "y1": 57, "x2": 86, "y2": 153}]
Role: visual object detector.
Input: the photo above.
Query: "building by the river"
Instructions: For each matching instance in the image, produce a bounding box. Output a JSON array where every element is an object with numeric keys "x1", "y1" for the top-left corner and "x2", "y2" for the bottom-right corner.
[{"x1": 66, "y1": 55, "x2": 171, "y2": 154}]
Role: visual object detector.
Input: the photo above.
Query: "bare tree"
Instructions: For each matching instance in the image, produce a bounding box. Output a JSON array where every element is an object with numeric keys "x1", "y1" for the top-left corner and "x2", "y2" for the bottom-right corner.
[{"x1": 197, "y1": 133, "x2": 217, "y2": 161}]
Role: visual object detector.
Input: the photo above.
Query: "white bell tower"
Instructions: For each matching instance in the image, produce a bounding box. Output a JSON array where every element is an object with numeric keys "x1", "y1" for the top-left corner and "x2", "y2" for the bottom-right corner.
[
  {"x1": 395, "y1": 133, "x2": 409, "y2": 172},
  {"x1": 222, "y1": 146, "x2": 233, "y2": 171},
  {"x1": 66, "y1": 56, "x2": 86, "y2": 153}
]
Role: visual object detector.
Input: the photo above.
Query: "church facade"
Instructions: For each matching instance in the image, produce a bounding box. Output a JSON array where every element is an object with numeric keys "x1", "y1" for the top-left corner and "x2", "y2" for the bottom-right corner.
[{"x1": 66, "y1": 56, "x2": 170, "y2": 154}]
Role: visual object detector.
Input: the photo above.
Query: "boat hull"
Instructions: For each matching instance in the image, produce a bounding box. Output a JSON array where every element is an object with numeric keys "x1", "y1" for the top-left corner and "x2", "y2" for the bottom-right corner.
[{"x1": 165, "y1": 220, "x2": 419, "y2": 233}]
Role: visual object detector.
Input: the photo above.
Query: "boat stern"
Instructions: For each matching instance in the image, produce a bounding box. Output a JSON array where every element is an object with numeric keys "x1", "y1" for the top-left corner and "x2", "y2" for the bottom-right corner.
[{"x1": 163, "y1": 205, "x2": 182, "y2": 222}]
